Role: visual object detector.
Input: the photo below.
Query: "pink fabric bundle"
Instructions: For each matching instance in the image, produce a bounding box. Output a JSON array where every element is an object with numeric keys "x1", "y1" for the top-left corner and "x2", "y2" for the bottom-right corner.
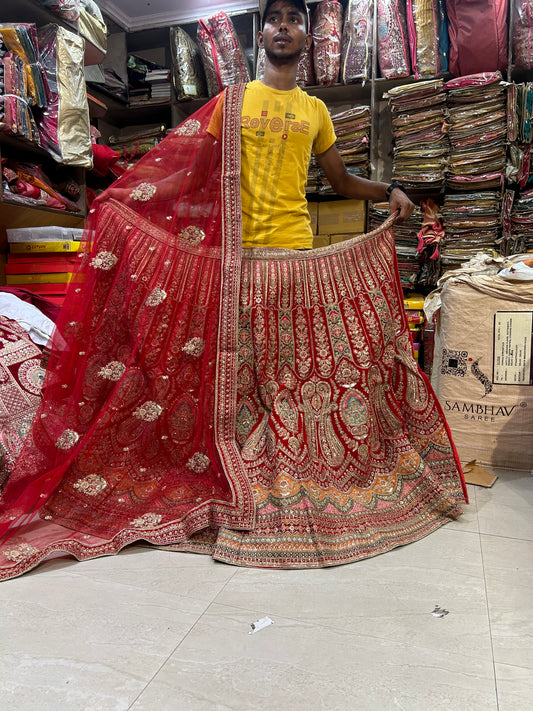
[
  {"x1": 513, "y1": 0, "x2": 533, "y2": 70},
  {"x1": 446, "y1": 0, "x2": 508, "y2": 76},
  {"x1": 313, "y1": 0, "x2": 343, "y2": 86},
  {"x1": 377, "y1": 0, "x2": 411, "y2": 79},
  {"x1": 197, "y1": 12, "x2": 251, "y2": 97},
  {"x1": 340, "y1": 0, "x2": 373, "y2": 83}
]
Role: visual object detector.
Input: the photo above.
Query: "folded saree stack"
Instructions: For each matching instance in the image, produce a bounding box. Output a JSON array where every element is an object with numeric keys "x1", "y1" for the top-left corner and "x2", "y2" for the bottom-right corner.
[
  {"x1": 311, "y1": 104, "x2": 371, "y2": 193},
  {"x1": 439, "y1": 72, "x2": 506, "y2": 272},
  {"x1": 385, "y1": 79, "x2": 448, "y2": 192},
  {"x1": 369, "y1": 202, "x2": 424, "y2": 289},
  {"x1": 0, "y1": 24, "x2": 47, "y2": 144}
]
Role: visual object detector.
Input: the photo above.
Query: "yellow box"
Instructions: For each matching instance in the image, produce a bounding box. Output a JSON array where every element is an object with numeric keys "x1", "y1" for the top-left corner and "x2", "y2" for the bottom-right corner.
[
  {"x1": 312, "y1": 235, "x2": 330, "y2": 249},
  {"x1": 308, "y1": 201, "x2": 318, "y2": 234},
  {"x1": 318, "y1": 199, "x2": 366, "y2": 235}
]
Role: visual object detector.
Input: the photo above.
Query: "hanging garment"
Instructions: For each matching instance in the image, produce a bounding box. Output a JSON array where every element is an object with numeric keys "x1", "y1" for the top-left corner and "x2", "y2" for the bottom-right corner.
[
  {"x1": 446, "y1": 0, "x2": 508, "y2": 77},
  {"x1": 0, "y1": 84, "x2": 466, "y2": 579}
]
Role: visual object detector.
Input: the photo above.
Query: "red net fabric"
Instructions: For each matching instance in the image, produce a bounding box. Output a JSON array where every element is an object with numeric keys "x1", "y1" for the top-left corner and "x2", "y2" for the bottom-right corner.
[{"x1": 0, "y1": 86, "x2": 255, "y2": 578}]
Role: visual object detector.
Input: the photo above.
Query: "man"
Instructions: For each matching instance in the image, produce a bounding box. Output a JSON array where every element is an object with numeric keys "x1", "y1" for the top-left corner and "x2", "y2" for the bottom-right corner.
[{"x1": 238, "y1": 0, "x2": 414, "y2": 249}]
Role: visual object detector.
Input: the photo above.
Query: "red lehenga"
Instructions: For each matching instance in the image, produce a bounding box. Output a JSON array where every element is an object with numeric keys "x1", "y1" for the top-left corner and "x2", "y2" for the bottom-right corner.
[{"x1": 0, "y1": 85, "x2": 467, "y2": 579}]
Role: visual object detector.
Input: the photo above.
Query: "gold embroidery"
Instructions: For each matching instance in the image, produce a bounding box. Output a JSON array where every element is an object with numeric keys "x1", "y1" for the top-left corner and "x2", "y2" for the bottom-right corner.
[
  {"x1": 182, "y1": 337, "x2": 205, "y2": 357},
  {"x1": 130, "y1": 513, "x2": 162, "y2": 528},
  {"x1": 56, "y1": 429, "x2": 79, "y2": 450},
  {"x1": 129, "y1": 183, "x2": 157, "y2": 201},
  {"x1": 98, "y1": 361, "x2": 126, "y2": 381},
  {"x1": 145, "y1": 287, "x2": 167, "y2": 306},
  {"x1": 175, "y1": 119, "x2": 201, "y2": 136},
  {"x1": 179, "y1": 226, "x2": 206, "y2": 245},
  {"x1": 186, "y1": 452, "x2": 210, "y2": 473},
  {"x1": 73, "y1": 475, "x2": 108, "y2": 496},
  {"x1": 90, "y1": 252, "x2": 118, "y2": 270},
  {"x1": 3, "y1": 542, "x2": 39, "y2": 562},
  {"x1": 133, "y1": 401, "x2": 163, "y2": 422}
]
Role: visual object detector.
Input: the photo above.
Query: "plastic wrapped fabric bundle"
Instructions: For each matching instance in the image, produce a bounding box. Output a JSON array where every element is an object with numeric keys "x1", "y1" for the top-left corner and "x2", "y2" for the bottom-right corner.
[
  {"x1": 377, "y1": 0, "x2": 411, "y2": 79},
  {"x1": 339, "y1": 0, "x2": 371, "y2": 84},
  {"x1": 405, "y1": 0, "x2": 444, "y2": 78},
  {"x1": 37, "y1": 24, "x2": 92, "y2": 168},
  {"x1": 513, "y1": 0, "x2": 533, "y2": 70},
  {"x1": 446, "y1": 0, "x2": 508, "y2": 77},
  {"x1": 36, "y1": 0, "x2": 79, "y2": 22},
  {"x1": 313, "y1": 0, "x2": 343, "y2": 86},
  {"x1": 170, "y1": 26, "x2": 207, "y2": 101},
  {"x1": 77, "y1": 0, "x2": 107, "y2": 56},
  {"x1": 197, "y1": 12, "x2": 250, "y2": 98}
]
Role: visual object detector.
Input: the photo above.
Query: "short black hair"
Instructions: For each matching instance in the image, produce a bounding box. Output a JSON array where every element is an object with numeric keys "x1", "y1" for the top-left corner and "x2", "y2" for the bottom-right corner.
[{"x1": 260, "y1": 0, "x2": 309, "y2": 31}]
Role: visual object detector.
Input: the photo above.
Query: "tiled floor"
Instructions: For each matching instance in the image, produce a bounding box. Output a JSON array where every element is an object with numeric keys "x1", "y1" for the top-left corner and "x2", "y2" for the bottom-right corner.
[{"x1": 1, "y1": 467, "x2": 532, "y2": 711}]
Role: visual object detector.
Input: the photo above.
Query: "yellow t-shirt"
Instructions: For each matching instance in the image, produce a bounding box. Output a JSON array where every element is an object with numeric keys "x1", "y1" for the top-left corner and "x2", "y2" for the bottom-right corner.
[{"x1": 240, "y1": 80, "x2": 336, "y2": 249}]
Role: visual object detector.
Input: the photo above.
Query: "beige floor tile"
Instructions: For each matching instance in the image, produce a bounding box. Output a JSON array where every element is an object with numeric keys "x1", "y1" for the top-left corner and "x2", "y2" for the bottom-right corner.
[
  {"x1": 476, "y1": 469, "x2": 533, "y2": 540},
  {"x1": 481, "y1": 534, "x2": 533, "y2": 669},
  {"x1": 494, "y1": 662, "x2": 533, "y2": 711},
  {"x1": 130, "y1": 602, "x2": 497, "y2": 711},
  {"x1": 0, "y1": 552, "x2": 208, "y2": 711}
]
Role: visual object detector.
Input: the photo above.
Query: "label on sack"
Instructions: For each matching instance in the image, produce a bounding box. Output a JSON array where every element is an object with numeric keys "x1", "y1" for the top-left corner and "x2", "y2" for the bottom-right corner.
[{"x1": 493, "y1": 311, "x2": 533, "y2": 385}]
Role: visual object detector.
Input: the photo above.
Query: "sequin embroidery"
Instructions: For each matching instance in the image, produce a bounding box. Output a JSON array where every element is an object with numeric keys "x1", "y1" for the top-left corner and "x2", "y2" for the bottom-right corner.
[
  {"x1": 133, "y1": 401, "x2": 163, "y2": 421},
  {"x1": 186, "y1": 452, "x2": 210, "y2": 473},
  {"x1": 129, "y1": 183, "x2": 157, "y2": 201},
  {"x1": 73, "y1": 475, "x2": 108, "y2": 496},
  {"x1": 56, "y1": 429, "x2": 80, "y2": 450},
  {"x1": 98, "y1": 361, "x2": 126, "y2": 381}
]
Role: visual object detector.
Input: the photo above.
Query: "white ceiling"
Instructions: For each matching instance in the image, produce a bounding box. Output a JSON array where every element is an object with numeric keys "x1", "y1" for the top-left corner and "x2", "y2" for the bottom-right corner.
[{"x1": 97, "y1": 0, "x2": 258, "y2": 31}]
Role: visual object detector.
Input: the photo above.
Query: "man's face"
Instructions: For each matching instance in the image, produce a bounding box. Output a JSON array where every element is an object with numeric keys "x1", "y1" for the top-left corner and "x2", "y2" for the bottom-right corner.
[{"x1": 259, "y1": 0, "x2": 311, "y2": 63}]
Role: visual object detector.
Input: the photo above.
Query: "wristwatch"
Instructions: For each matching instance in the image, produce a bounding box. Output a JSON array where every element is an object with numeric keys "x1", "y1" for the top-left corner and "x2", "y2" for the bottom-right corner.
[{"x1": 385, "y1": 180, "x2": 405, "y2": 200}]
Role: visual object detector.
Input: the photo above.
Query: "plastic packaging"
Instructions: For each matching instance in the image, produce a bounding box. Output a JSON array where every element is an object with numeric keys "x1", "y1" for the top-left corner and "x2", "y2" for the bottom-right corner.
[
  {"x1": 197, "y1": 12, "x2": 251, "y2": 97},
  {"x1": 313, "y1": 0, "x2": 343, "y2": 86}
]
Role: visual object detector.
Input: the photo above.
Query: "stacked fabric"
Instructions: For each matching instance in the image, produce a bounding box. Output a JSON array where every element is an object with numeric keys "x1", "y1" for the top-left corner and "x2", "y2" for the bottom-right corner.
[
  {"x1": 0, "y1": 24, "x2": 47, "y2": 144},
  {"x1": 440, "y1": 191, "x2": 502, "y2": 274},
  {"x1": 385, "y1": 79, "x2": 448, "y2": 192},
  {"x1": 445, "y1": 72, "x2": 507, "y2": 192},
  {"x1": 307, "y1": 104, "x2": 371, "y2": 194},
  {"x1": 369, "y1": 202, "x2": 424, "y2": 289},
  {"x1": 509, "y1": 189, "x2": 533, "y2": 253}
]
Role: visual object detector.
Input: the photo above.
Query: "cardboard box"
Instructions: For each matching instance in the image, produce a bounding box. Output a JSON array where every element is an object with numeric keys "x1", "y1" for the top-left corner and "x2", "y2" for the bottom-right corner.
[
  {"x1": 308, "y1": 201, "x2": 318, "y2": 235},
  {"x1": 318, "y1": 199, "x2": 366, "y2": 235},
  {"x1": 329, "y1": 233, "x2": 364, "y2": 244},
  {"x1": 431, "y1": 275, "x2": 533, "y2": 470},
  {"x1": 312, "y1": 235, "x2": 330, "y2": 249}
]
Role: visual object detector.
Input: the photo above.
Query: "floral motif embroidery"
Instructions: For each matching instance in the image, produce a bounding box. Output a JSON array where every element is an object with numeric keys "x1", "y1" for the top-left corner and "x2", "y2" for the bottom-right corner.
[
  {"x1": 98, "y1": 361, "x2": 126, "y2": 381},
  {"x1": 145, "y1": 287, "x2": 167, "y2": 307},
  {"x1": 175, "y1": 119, "x2": 201, "y2": 136},
  {"x1": 3, "y1": 542, "x2": 39, "y2": 563},
  {"x1": 90, "y1": 252, "x2": 118, "y2": 270},
  {"x1": 129, "y1": 182, "x2": 157, "y2": 201},
  {"x1": 73, "y1": 475, "x2": 108, "y2": 496},
  {"x1": 186, "y1": 452, "x2": 210, "y2": 473},
  {"x1": 179, "y1": 226, "x2": 205, "y2": 245},
  {"x1": 56, "y1": 429, "x2": 80, "y2": 450},
  {"x1": 182, "y1": 337, "x2": 205, "y2": 357},
  {"x1": 130, "y1": 513, "x2": 163, "y2": 528},
  {"x1": 133, "y1": 401, "x2": 162, "y2": 422}
]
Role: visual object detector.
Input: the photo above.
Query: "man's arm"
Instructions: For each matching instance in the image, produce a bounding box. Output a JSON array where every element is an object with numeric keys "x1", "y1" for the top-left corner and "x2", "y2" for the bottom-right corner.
[{"x1": 315, "y1": 143, "x2": 415, "y2": 222}]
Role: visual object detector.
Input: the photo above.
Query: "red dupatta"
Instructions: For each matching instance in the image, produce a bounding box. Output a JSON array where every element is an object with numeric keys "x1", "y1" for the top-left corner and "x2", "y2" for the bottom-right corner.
[{"x1": 0, "y1": 84, "x2": 255, "y2": 579}]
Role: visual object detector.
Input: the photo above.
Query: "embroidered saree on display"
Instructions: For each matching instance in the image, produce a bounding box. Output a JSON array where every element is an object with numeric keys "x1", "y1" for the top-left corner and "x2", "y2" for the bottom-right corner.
[{"x1": 0, "y1": 84, "x2": 466, "y2": 579}]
